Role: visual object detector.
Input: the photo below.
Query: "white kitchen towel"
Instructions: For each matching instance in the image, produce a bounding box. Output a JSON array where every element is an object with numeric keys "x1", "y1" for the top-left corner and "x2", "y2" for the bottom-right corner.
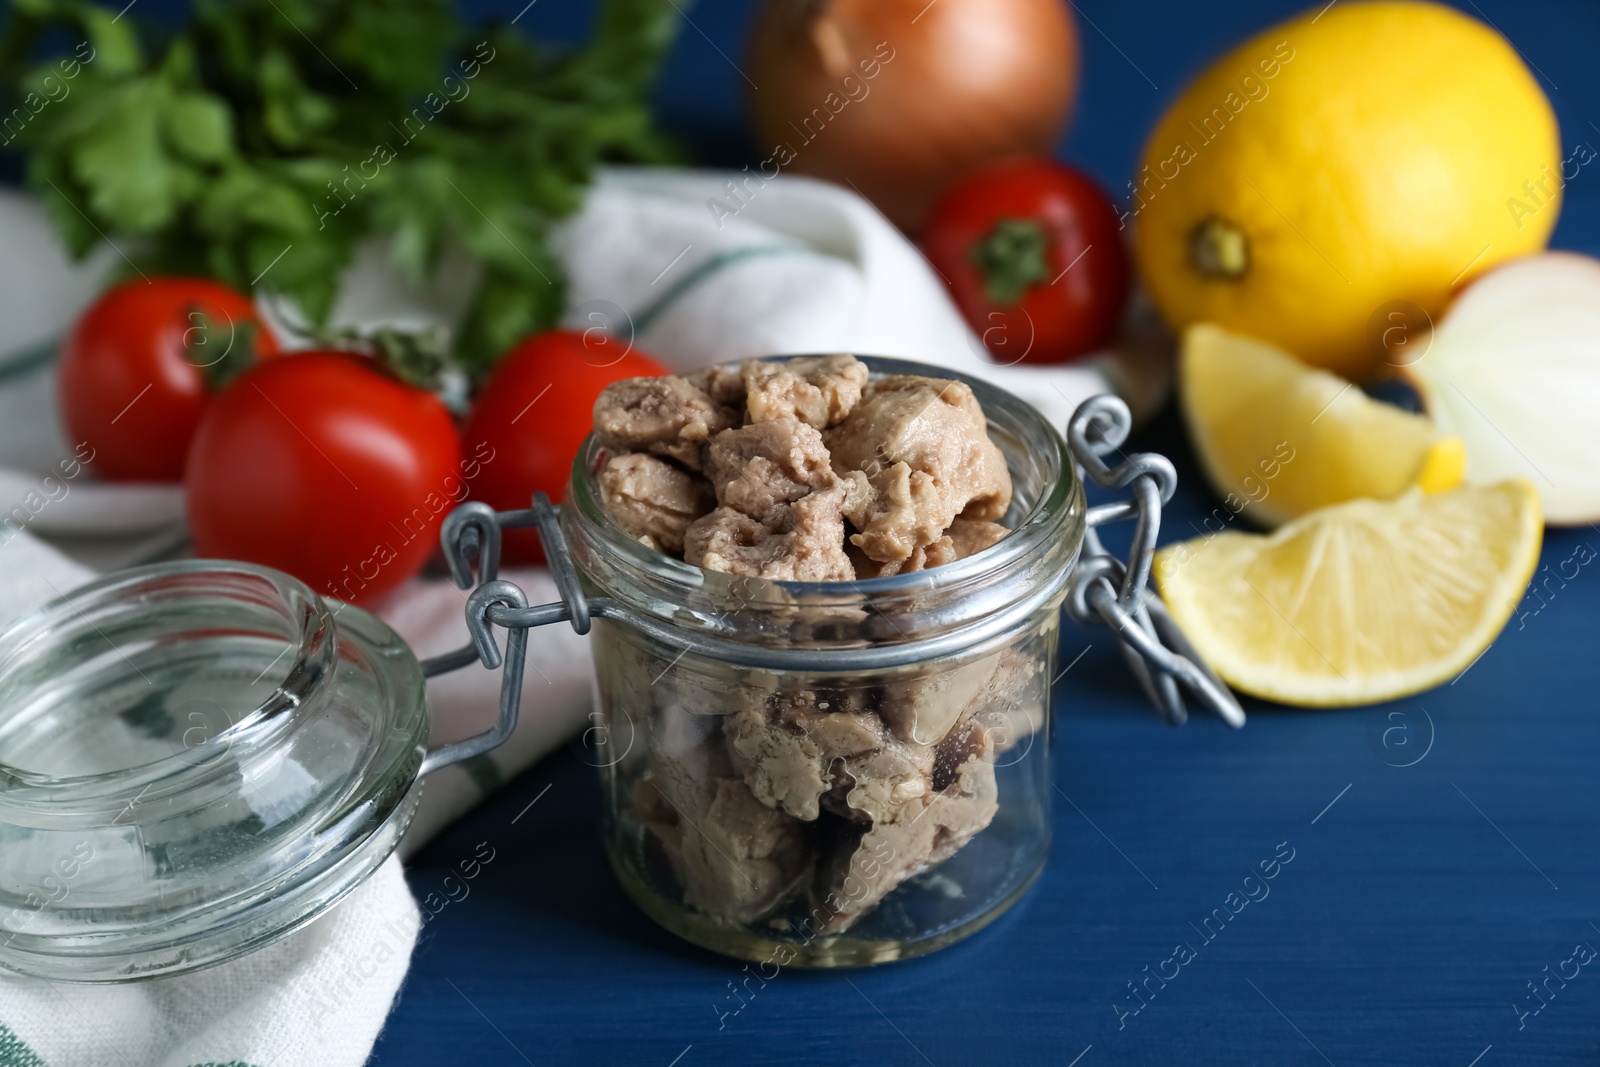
[
  {"x1": 0, "y1": 532, "x2": 420, "y2": 1067},
  {"x1": 0, "y1": 858, "x2": 417, "y2": 1067},
  {"x1": 0, "y1": 166, "x2": 1170, "y2": 1067}
]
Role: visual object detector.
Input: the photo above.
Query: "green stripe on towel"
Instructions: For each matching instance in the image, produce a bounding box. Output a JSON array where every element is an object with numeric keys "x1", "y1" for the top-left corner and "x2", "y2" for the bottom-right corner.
[
  {"x1": 460, "y1": 752, "x2": 502, "y2": 795},
  {"x1": 0, "y1": 1026, "x2": 46, "y2": 1067},
  {"x1": 0, "y1": 341, "x2": 56, "y2": 388},
  {"x1": 630, "y1": 245, "x2": 815, "y2": 336}
]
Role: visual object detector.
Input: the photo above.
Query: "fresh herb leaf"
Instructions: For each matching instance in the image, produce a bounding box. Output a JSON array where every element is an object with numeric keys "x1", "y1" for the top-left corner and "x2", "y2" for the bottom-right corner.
[{"x1": 0, "y1": 0, "x2": 682, "y2": 371}]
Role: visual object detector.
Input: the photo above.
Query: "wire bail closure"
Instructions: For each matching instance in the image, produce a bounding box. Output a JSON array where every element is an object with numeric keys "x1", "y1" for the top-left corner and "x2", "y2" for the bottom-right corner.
[
  {"x1": 416, "y1": 493, "x2": 590, "y2": 776},
  {"x1": 1064, "y1": 396, "x2": 1246, "y2": 728}
]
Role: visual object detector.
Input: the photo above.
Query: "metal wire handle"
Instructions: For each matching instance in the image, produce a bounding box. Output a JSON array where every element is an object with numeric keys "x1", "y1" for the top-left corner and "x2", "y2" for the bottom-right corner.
[
  {"x1": 1064, "y1": 396, "x2": 1246, "y2": 729},
  {"x1": 415, "y1": 494, "x2": 586, "y2": 777}
]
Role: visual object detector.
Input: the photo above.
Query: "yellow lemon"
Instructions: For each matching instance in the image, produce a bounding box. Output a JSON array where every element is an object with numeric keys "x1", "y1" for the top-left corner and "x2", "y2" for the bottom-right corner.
[
  {"x1": 1181, "y1": 323, "x2": 1464, "y2": 527},
  {"x1": 1131, "y1": 1, "x2": 1561, "y2": 380},
  {"x1": 1154, "y1": 480, "x2": 1542, "y2": 707}
]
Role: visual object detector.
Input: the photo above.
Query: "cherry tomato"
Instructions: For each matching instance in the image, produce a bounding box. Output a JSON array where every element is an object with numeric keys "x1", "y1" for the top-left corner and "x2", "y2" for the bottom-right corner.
[
  {"x1": 922, "y1": 159, "x2": 1131, "y2": 365},
  {"x1": 461, "y1": 329, "x2": 669, "y2": 563},
  {"x1": 186, "y1": 352, "x2": 462, "y2": 604},
  {"x1": 59, "y1": 277, "x2": 279, "y2": 481}
]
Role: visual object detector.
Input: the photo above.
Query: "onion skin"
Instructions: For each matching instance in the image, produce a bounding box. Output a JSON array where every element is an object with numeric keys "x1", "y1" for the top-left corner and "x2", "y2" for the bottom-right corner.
[{"x1": 746, "y1": 0, "x2": 1079, "y2": 232}]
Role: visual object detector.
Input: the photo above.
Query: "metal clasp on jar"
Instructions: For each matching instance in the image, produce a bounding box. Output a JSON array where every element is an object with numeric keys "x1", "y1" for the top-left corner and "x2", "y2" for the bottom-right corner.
[{"x1": 1064, "y1": 396, "x2": 1245, "y2": 728}]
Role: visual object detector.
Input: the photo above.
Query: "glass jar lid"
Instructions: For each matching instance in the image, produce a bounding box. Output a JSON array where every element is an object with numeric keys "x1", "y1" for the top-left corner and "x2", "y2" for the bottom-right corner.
[{"x1": 0, "y1": 561, "x2": 429, "y2": 981}]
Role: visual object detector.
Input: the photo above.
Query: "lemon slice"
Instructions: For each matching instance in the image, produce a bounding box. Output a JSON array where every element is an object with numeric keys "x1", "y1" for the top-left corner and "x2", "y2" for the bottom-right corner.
[
  {"x1": 1181, "y1": 324, "x2": 1465, "y2": 527},
  {"x1": 1154, "y1": 480, "x2": 1542, "y2": 707}
]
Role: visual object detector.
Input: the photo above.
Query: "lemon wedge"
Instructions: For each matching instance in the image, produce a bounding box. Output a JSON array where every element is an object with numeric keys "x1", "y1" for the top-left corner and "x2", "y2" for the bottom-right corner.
[
  {"x1": 1154, "y1": 480, "x2": 1542, "y2": 707},
  {"x1": 1180, "y1": 324, "x2": 1466, "y2": 527}
]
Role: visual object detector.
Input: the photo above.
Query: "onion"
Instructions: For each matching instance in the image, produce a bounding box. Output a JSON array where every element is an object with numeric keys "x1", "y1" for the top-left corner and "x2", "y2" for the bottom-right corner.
[
  {"x1": 1404, "y1": 252, "x2": 1600, "y2": 524},
  {"x1": 746, "y1": 0, "x2": 1079, "y2": 232}
]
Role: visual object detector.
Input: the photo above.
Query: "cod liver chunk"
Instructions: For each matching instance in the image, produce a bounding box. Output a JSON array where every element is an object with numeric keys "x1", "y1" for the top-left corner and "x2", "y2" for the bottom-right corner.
[
  {"x1": 826, "y1": 376, "x2": 1012, "y2": 565},
  {"x1": 818, "y1": 719, "x2": 1000, "y2": 932},
  {"x1": 684, "y1": 362, "x2": 748, "y2": 410},
  {"x1": 684, "y1": 485, "x2": 857, "y2": 582},
  {"x1": 598, "y1": 453, "x2": 714, "y2": 554},
  {"x1": 594, "y1": 376, "x2": 737, "y2": 471},
  {"x1": 704, "y1": 418, "x2": 837, "y2": 527},
  {"x1": 633, "y1": 743, "x2": 811, "y2": 925},
  {"x1": 743, "y1": 353, "x2": 869, "y2": 428},
  {"x1": 726, "y1": 688, "x2": 928, "y2": 822}
]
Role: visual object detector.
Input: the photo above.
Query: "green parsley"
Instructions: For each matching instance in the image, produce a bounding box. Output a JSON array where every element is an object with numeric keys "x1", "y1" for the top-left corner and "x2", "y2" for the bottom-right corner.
[{"x1": 0, "y1": 0, "x2": 681, "y2": 370}]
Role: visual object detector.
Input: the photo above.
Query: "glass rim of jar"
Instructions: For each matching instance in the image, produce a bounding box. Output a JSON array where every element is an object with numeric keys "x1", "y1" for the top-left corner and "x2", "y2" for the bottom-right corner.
[
  {"x1": 0, "y1": 560, "x2": 429, "y2": 982},
  {"x1": 561, "y1": 355, "x2": 1087, "y2": 663},
  {"x1": 0, "y1": 560, "x2": 341, "y2": 798}
]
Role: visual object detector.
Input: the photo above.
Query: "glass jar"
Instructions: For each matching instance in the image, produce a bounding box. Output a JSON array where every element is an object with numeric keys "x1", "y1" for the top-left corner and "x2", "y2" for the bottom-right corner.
[
  {"x1": 0, "y1": 560, "x2": 526, "y2": 982},
  {"x1": 560, "y1": 357, "x2": 1085, "y2": 966}
]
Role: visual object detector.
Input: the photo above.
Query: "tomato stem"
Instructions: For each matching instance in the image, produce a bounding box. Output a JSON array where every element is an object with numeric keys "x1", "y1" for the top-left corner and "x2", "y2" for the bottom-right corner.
[
  {"x1": 970, "y1": 218, "x2": 1052, "y2": 305},
  {"x1": 191, "y1": 311, "x2": 260, "y2": 392},
  {"x1": 370, "y1": 328, "x2": 448, "y2": 391},
  {"x1": 318, "y1": 326, "x2": 448, "y2": 391}
]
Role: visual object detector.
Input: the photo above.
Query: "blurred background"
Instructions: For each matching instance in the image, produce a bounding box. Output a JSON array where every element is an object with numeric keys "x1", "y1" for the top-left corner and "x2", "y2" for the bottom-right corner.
[{"x1": 67, "y1": 0, "x2": 1595, "y2": 245}]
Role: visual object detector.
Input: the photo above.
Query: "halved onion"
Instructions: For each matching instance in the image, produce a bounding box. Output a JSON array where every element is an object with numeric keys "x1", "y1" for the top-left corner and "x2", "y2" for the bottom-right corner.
[{"x1": 1405, "y1": 251, "x2": 1600, "y2": 524}]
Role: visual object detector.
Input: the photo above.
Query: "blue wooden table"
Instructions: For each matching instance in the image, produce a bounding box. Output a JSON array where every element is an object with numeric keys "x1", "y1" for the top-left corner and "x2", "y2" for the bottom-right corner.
[{"x1": 374, "y1": 2, "x2": 1600, "y2": 1063}]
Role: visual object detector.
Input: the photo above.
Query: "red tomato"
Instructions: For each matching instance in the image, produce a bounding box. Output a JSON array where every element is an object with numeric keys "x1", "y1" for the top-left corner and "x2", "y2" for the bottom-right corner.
[
  {"x1": 461, "y1": 329, "x2": 669, "y2": 563},
  {"x1": 186, "y1": 352, "x2": 462, "y2": 604},
  {"x1": 59, "y1": 277, "x2": 279, "y2": 481},
  {"x1": 922, "y1": 159, "x2": 1131, "y2": 365}
]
